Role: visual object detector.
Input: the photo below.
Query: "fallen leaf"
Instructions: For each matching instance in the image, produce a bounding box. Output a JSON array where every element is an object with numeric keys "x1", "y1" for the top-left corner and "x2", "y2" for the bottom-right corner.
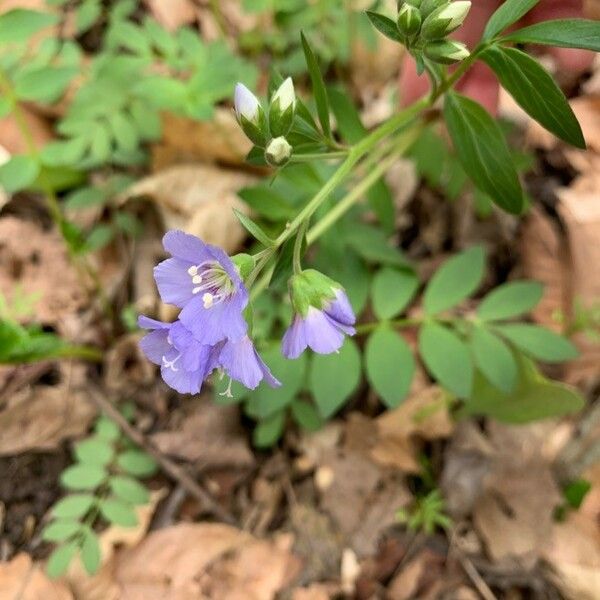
[
  {"x1": 119, "y1": 164, "x2": 255, "y2": 255},
  {"x1": 0, "y1": 553, "x2": 73, "y2": 600},
  {"x1": 151, "y1": 396, "x2": 254, "y2": 469}
]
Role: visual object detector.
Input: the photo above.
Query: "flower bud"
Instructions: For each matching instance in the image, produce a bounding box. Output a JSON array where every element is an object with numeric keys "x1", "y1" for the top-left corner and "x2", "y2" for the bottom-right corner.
[
  {"x1": 424, "y1": 39, "x2": 470, "y2": 64},
  {"x1": 397, "y1": 3, "x2": 421, "y2": 38},
  {"x1": 265, "y1": 136, "x2": 292, "y2": 167},
  {"x1": 269, "y1": 77, "x2": 296, "y2": 137},
  {"x1": 234, "y1": 83, "x2": 268, "y2": 147},
  {"x1": 419, "y1": 0, "x2": 449, "y2": 19},
  {"x1": 398, "y1": 0, "x2": 422, "y2": 8},
  {"x1": 232, "y1": 253, "x2": 254, "y2": 280},
  {"x1": 289, "y1": 269, "x2": 341, "y2": 316},
  {"x1": 421, "y1": 1, "x2": 471, "y2": 39}
]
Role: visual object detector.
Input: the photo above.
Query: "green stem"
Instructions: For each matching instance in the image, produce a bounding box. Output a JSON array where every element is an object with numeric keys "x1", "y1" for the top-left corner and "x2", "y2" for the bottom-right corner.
[
  {"x1": 290, "y1": 151, "x2": 349, "y2": 162},
  {"x1": 292, "y1": 219, "x2": 309, "y2": 274},
  {"x1": 307, "y1": 122, "x2": 425, "y2": 244}
]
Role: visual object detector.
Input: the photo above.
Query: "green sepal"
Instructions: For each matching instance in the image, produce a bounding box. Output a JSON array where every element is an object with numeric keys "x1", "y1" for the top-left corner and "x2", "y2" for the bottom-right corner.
[
  {"x1": 269, "y1": 97, "x2": 295, "y2": 138},
  {"x1": 239, "y1": 108, "x2": 268, "y2": 147},
  {"x1": 288, "y1": 269, "x2": 343, "y2": 316},
  {"x1": 232, "y1": 253, "x2": 254, "y2": 280}
]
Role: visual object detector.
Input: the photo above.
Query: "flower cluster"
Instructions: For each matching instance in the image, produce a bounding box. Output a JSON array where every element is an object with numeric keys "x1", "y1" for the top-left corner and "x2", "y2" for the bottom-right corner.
[
  {"x1": 139, "y1": 231, "x2": 280, "y2": 396},
  {"x1": 139, "y1": 231, "x2": 357, "y2": 397}
]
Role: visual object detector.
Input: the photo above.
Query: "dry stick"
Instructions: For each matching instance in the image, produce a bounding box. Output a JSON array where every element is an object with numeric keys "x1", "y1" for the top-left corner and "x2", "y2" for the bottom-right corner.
[{"x1": 87, "y1": 388, "x2": 236, "y2": 526}]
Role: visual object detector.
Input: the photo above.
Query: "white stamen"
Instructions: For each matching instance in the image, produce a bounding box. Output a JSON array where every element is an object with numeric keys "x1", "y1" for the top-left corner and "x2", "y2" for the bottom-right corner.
[
  {"x1": 192, "y1": 286, "x2": 203, "y2": 295},
  {"x1": 162, "y1": 353, "x2": 181, "y2": 372},
  {"x1": 219, "y1": 378, "x2": 234, "y2": 398},
  {"x1": 187, "y1": 265, "x2": 198, "y2": 276},
  {"x1": 192, "y1": 275, "x2": 203, "y2": 284},
  {"x1": 203, "y1": 292, "x2": 214, "y2": 308}
]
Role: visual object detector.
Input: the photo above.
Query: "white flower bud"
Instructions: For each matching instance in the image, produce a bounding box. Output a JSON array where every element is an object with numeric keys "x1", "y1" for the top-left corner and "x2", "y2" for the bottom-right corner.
[
  {"x1": 424, "y1": 39, "x2": 470, "y2": 64},
  {"x1": 234, "y1": 83, "x2": 260, "y2": 123},
  {"x1": 265, "y1": 136, "x2": 292, "y2": 167},
  {"x1": 421, "y1": 0, "x2": 471, "y2": 39},
  {"x1": 272, "y1": 77, "x2": 296, "y2": 112},
  {"x1": 439, "y1": 1, "x2": 471, "y2": 30},
  {"x1": 397, "y1": 3, "x2": 421, "y2": 37}
]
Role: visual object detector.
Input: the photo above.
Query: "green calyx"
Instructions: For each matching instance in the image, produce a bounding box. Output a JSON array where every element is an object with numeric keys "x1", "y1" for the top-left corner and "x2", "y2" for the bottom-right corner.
[
  {"x1": 232, "y1": 253, "x2": 254, "y2": 280},
  {"x1": 288, "y1": 269, "x2": 342, "y2": 317}
]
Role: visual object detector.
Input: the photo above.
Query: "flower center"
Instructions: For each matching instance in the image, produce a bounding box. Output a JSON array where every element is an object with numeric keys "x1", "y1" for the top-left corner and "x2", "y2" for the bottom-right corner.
[{"x1": 187, "y1": 261, "x2": 234, "y2": 309}]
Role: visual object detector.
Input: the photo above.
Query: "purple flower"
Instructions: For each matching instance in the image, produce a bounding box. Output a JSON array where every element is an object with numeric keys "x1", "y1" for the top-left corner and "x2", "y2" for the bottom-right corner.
[
  {"x1": 282, "y1": 288, "x2": 356, "y2": 359},
  {"x1": 153, "y1": 230, "x2": 249, "y2": 345},
  {"x1": 217, "y1": 336, "x2": 281, "y2": 396},
  {"x1": 138, "y1": 316, "x2": 217, "y2": 395}
]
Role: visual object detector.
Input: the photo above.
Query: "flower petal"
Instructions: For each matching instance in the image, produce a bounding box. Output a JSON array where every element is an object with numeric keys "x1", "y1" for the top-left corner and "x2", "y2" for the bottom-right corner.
[
  {"x1": 281, "y1": 316, "x2": 308, "y2": 359},
  {"x1": 324, "y1": 289, "x2": 356, "y2": 326},
  {"x1": 304, "y1": 308, "x2": 345, "y2": 355},
  {"x1": 154, "y1": 257, "x2": 195, "y2": 307},
  {"x1": 162, "y1": 230, "x2": 213, "y2": 264},
  {"x1": 219, "y1": 337, "x2": 264, "y2": 390},
  {"x1": 138, "y1": 315, "x2": 171, "y2": 330},
  {"x1": 161, "y1": 364, "x2": 204, "y2": 395},
  {"x1": 139, "y1": 329, "x2": 171, "y2": 365}
]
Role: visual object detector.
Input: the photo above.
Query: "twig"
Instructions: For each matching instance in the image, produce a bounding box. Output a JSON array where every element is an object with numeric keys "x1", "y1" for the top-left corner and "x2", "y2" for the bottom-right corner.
[
  {"x1": 457, "y1": 554, "x2": 498, "y2": 600},
  {"x1": 87, "y1": 388, "x2": 236, "y2": 525}
]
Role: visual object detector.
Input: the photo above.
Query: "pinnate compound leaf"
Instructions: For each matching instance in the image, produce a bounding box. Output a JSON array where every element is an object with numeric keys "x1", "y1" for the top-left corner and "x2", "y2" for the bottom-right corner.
[
  {"x1": 110, "y1": 475, "x2": 149, "y2": 505},
  {"x1": 310, "y1": 338, "x2": 361, "y2": 418},
  {"x1": 470, "y1": 326, "x2": 518, "y2": 393},
  {"x1": 419, "y1": 322, "x2": 473, "y2": 398},
  {"x1": 366, "y1": 11, "x2": 404, "y2": 43},
  {"x1": 494, "y1": 324, "x2": 579, "y2": 362},
  {"x1": 365, "y1": 327, "x2": 415, "y2": 408},
  {"x1": 42, "y1": 519, "x2": 80, "y2": 542},
  {"x1": 74, "y1": 438, "x2": 114, "y2": 467},
  {"x1": 481, "y1": 46, "x2": 584, "y2": 148},
  {"x1": 503, "y1": 19, "x2": 600, "y2": 52},
  {"x1": 301, "y1": 32, "x2": 331, "y2": 139},
  {"x1": 482, "y1": 0, "x2": 539, "y2": 40},
  {"x1": 423, "y1": 246, "x2": 485, "y2": 315},
  {"x1": 100, "y1": 498, "x2": 138, "y2": 526},
  {"x1": 61, "y1": 464, "x2": 106, "y2": 490},
  {"x1": 14, "y1": 67, "x2": 77, "y2": 104},
  {"x1": 477, "y1": 280, "x2": 543, "y2": 321},
  {"x1": 117, "y1": 450, "x2": 157, "y2": 477},
  {"x1": 47, "y1": 542, "x2": 79, "y2": 579},
  {"x1": 372, "y1": 268, "x2": 419, "y2": 320},
  {"x1": 444, "y1": 92, "x2": 523, "y2": 214},
  {"x1": 52, "y1": 494, "x2": 95, "y2": 518}
]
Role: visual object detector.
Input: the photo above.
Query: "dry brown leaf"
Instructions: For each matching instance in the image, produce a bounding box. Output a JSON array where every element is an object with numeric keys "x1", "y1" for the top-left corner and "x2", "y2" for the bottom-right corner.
[
  {"x1": 152, "y1": 110, "x2": 252, "y2": 170},
  {"x1": 103, "y1": 334, "x2": 157, "y2": 394},
  {"x1": 0, "y1": 553, "x2": 73, "y2": 600},
  {"x1": 0, "y1": 364, "x2": 95, "y2": 455},
  {"x1": 291, "y1": 583, "x2": 340, "y2": 600},
  {"x1": 119, "y1": 164, "x2": 255, "y2": 255},
  {"x1": 0, "y1": 217, "x2": 88, "y2": 328},
  {"x1": 144, "y1": 0, "x2": 196, "y2": 31},
  {"x1": 151, "y1": 396, "x2": 254, "y2": 469},
  {"x1": 370, "y1": 386, "x2": 454, "y2": 473}
]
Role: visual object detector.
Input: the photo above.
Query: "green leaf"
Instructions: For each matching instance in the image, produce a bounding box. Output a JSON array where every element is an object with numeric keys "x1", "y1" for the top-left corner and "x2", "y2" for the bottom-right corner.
[
  {"x1": 423, "y1": 246, "x2": 485, "y2": 315},
  {"x1": 309, "y1": 338, "x2": 361, "y2": 418},
  {"x1": 0, "y1": 155, "x2": 40, "y2": 193},
  {"x1": 52, "y1": 494, "x2": 95, "y2": 519},
  {"x1": 470, "y1": 326, "x2": 518, "y2": 393},
  {"x1": 494, "y1": 324, "x2": 579, "y2": 362},
  {"x1": 233, "y1": 209, "x2": 274, "y2": 247},
  {"x1": 64, "y1": 186, "x2": 107, "y2": 210},
  {"x1": 365, "y1": 327, "x2": 415, "y2": 408},
  {"x1": 100, "y1": 498, "x2": 138, "y2": 526},
  {"x1": 481, "y1": 46, "x2": 584, "y2": 148},
  {"x1": 109, "y1": 475, "x2": 149, "y2": 505},
  {"x1": 75, "y1": 438, "x2": 114, "y2": 467},
  {"x1": 444, "y1": 92, "x2": 523, "y2": 214},
  {"x1": 372, "y1": 268, "x2": 419, "y2": 320},
  {"x1": 0, "y1": 9, "x2": 58, "y2": 42},
  {"x1": 291, "y1": 400, "x2": 323, "y2": 432},
  {"x1": 253, "y1": 410, "x2": 285, "y2": 448},
  {"x1": 43, "y1": 519, "x2": 81, "y2": 541},
  {"x1": 85, "y1": 225, "x2": 114, "y2": 252},
  {"x1": 328, "y1": 86, "x2": 366, "y2": 144},
  {"x1": 61, "y1": 464, "x2": 106, "y2": 490},
  {"x1": 246, "y1": 346, "x2": 307, "y2": 419},
  {"x1": 238, "y1": 186, "x2": 294, "y2": 221},
  {"x1": 47, "y1": 542, "x2": 79, "y2": 579},
  {"x1": 95, "y1": 417, "x2": 120, "y2": 441},
  {"x1": 419, "y1": 322, "x2": 473, "y2": 398},
  {"x1": 301, "y1": 32, "x2": 331, "y2": 139},
  {"x1": 477, "y1": 280, "x2": 543, "y2": 321},
  {"x1": 14, "y1": 67, "x2": 76, "y2": 104},
  {"x1": 117, "y1": 450, "x2": 157, "y2": 477},
  {"x1": 463, "y1": 354, "x2": 584, "y2": 423},
  {"x1": 366, "y1": 11, "x2": 404, "y2": 43},
  {"x1": 76, "y1": 0, "x2": 101, "y2": 33},
  {"x1": 503, "y1": 19, "x2": 600, "y2": 52},
  {"x1": 345, "y1": 223, "x2": 409, "y2": 267},
  {"x1": 80, "y1": 529, "x2": 101, "y2": 575},
  {"x1": 482, "y1": 0, "x2": 539, "y2": 40}
]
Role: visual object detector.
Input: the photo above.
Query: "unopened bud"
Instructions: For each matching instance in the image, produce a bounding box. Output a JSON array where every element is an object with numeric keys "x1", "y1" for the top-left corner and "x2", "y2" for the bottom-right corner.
[
  {"x1": 265, "y1": 136, "x2": 292, "y2": 167},
  {"x1": 424, "y1": 39, "x2": 470, "y2": 64},
  {"x1": 398, "y1": 0, "x2": 422, "y2": 8},
  {"x1": 397, "y1": 3, "x2": 421, "y2": 38},
  {"x1": 421, "y1": 1, "x2": 471, "y2": 39},
  {"x1": 234, "y1": 83, "x2": 267, "y2": 147},
  {"x1": 419, "y1": 0, "x2": 449, "y2": 19},
  {"x1": 269, "y1": 77, "x2": 296, "y2": 137}
]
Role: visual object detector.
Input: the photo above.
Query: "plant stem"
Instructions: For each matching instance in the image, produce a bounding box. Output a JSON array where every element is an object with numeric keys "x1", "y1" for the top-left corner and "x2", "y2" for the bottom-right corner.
[
  {"x1": 289, "y1": 151, "x2": 348, "y2": 162},
  {"x1": 292, "y1": 219, "x2": 309, "y2": 274}
]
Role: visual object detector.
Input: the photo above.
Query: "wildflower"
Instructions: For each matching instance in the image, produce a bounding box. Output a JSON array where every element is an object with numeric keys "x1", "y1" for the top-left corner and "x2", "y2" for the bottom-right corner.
[
  {"x1": 265, "y1": 136, "x2": 293, "y2": 167},
  {"x1": 234, "y1": 83, "x2": 267, "y2": 146},
  {"x1": 421, "y1": 1, "x2": 471, "y2": 39},
  {"x1": 269, "y1": 77, "x2": 296, "y2": 137},
  {"x1": 153, "y1": 230, "x2": 249, "y2": 345},
  {"x1": 138, "y1": 316, "x2": 216, "y2": 395},
  {"x1": 217, "y1": 335, "x2": 281, "y2": 397},
  {"x1": 282, "y1": 269, "x2": 356, "y2": 359}
]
